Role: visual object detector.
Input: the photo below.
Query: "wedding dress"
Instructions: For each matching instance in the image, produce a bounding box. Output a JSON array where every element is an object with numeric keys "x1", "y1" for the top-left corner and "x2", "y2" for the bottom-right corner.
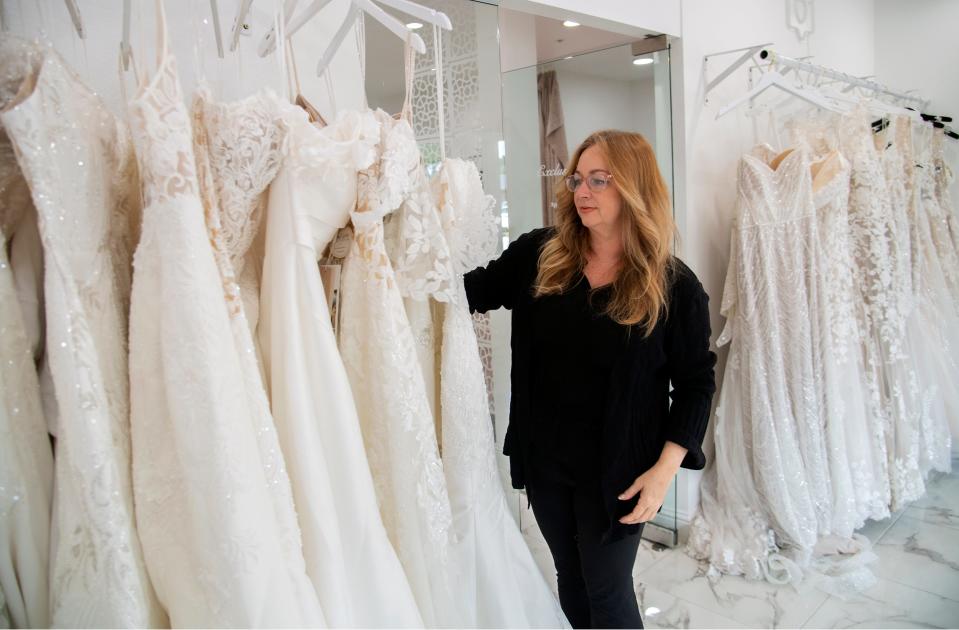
[
  {"x1": 842, "y1": 114, "x2": 937, "y2": 509},
  {"x1": 0, "y1": 38, "x2": 164, "y2": 627},
  {"x1": 257, "y1": 105, "x2": 422, "y2": 627},
  {"x1": 431, "y1": 158, "x2": 569, "y2": 628},
  {"x1": 338, "y1": 107, "x2": 460, "y2": 627},
  {"x1": 127, "y1": 2, "x2": 324, "y2": 625},
  {"x1": 689, "y1": 148, "x2": 820, "y2": 582},
  {"x1": 910, "y1": 123, "x2": 959, "y2": 448},
  {"x1": 809, "y1": 149, "x2": 889, "y2": 530},
  {"x1": 0, "y1": 125, "x2": 53, "y2": 628},
  {"x1": 688, "y1": 145, "x2": 883, "y2": 586},
  {"x1": 929, "y1": 129, "x2": 959, "y2": 301}
]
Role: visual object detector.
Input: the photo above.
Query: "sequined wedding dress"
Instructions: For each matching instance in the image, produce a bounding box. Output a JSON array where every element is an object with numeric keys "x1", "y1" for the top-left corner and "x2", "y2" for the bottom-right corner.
[
  {"x1": 0, "y1": 39, "x2": 53, "y2": 629},
  {"x1": 126, "y1": 2, "x2": 324, "y2": 625},
  {"x1": 688, "y1": 145, "x2": 882, "y2": 587},
  {"x1": 0, "y1": 122, "x2": 53, "y2": 629},
  {"x1": 0, "y1": 37, "x2": 164, "y2": 627}
]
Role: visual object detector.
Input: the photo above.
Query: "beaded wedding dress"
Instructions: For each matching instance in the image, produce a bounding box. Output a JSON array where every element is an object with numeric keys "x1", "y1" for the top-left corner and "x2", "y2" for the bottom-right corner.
[
  {"x1": 0, "y1": 38, "x2": 53, "y2": 629},
  {"x1": 0, "y1": 131, "x2": 53, "y2": 629},
  {"x1": 127, "y1": 2, "x2": 324, "y2": 625},
  {"x1": 0, "y1": 37, "x2": 164, "y2": 627}
]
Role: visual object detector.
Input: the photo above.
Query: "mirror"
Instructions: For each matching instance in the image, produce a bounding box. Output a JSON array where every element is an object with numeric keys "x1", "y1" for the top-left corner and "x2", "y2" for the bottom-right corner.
[{"x1": 500, "y1": 21, "x2": 678, "y2": 545}]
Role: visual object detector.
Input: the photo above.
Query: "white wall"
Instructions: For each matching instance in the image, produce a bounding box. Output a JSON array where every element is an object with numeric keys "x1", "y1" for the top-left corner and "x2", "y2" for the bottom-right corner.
[
  {"x1": 671, "y1": 0, "x2": 876, "y2": 530},
  {"x1": 874, "y1": 0, "x2": 959, "y2": 204}
]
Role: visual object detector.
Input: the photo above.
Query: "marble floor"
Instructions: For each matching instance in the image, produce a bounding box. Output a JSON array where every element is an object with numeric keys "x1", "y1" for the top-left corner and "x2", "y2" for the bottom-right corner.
[{"x1": 520, "y1": 454, "x2": 959, "y2": 628}]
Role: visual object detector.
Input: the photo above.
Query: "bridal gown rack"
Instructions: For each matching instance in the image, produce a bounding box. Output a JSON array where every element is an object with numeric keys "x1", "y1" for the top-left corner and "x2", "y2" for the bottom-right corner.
[
  {"x1": 0, "y1": 0, "x2": 571, "y2": 627},
  {"x1": 688, "y1": 50, "x2": 957, "y2": 594}
]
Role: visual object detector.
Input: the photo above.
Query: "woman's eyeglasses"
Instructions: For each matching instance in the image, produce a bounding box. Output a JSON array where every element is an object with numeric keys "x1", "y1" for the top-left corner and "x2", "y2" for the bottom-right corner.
[{"x1": 564, "y1": 172, "x2": 614, "y2": 193}]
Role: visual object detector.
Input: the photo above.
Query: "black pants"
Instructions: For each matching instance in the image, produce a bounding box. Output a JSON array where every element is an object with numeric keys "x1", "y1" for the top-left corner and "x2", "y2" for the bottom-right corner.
[{"x1": 526, "y1": 469, "x2": 644, "y2": 629}]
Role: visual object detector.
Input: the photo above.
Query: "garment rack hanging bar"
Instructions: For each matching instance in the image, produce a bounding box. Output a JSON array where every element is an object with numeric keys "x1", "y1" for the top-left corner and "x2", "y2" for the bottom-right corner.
[{"x1": 759, "y1": 49, "x2": 927, "y2": 107}]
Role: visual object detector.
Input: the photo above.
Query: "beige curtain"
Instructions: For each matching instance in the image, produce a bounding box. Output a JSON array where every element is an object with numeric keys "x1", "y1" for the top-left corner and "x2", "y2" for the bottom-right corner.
[{"x1": 537, "y1": 70, "x2": 569, "y2": 226}]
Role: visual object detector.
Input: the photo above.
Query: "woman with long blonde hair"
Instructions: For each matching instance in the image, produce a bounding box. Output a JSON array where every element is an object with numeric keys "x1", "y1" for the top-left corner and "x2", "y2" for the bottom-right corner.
[{"x1": 466, "y1": 130, "x2": 716, "y2": 628}]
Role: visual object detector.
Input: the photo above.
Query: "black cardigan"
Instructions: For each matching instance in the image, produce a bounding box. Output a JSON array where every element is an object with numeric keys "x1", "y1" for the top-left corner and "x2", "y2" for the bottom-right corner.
[{"x1": 464, "y1": 228, "x2": 717, "y2": 544}]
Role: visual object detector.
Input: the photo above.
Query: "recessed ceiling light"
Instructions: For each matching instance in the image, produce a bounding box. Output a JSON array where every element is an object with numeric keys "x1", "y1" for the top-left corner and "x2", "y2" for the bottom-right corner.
[
  {"x1": 562, "y1": 20, "x2": 580, "y2": 27},
  {"x1": 406, "y1": 22, "x2": 423, "y2": 30},
  {"x1": 633, "y1": 57, "x2": 654, "y2": 65},
  {"x1": 564, "y1": 55, "x2": 573, "y2": 60}
]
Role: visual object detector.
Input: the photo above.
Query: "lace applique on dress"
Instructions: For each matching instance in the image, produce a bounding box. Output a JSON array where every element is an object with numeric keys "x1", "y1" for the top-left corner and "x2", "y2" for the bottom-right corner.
[
  {"x1": 126, "y1": 2, "x2": 325, "y2": 624},
  {"x1": 338, "y1": 107, "x2": 459, "y2": 628}
]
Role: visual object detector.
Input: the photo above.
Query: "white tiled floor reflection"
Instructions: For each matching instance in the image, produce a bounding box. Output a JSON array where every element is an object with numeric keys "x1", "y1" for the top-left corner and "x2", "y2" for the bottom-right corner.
[{"x1": 522, "y1": 453, "x2": 959, "y2": 628}]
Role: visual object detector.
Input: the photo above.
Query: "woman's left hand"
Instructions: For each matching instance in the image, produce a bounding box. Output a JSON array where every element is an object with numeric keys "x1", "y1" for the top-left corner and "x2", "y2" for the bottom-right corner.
[{"x1": 617, "y1": 464, "x2": 675, "y2": 524}]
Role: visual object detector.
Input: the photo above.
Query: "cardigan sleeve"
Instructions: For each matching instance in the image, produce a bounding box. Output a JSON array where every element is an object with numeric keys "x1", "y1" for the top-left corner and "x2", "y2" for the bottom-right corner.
[
  {"x1": 662, "y1": 263, "x2": 717, "y2": 470},
  {"x1": 464, "y1": 227, "x2": 551, "y2": 313}
]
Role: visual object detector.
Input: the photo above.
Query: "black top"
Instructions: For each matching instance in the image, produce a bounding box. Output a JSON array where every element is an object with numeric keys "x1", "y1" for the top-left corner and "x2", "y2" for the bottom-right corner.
[
  {"x1": 465, "y1": 228, "x2": 717, "y2": 544},
  {"x1": 529, "y1": 276, "x2": 626, "y2": 484}
]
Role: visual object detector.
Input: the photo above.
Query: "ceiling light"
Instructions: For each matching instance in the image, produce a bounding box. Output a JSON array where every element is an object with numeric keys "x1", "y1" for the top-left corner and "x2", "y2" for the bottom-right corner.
[
  {"x1": 562, "y1": 20, "x2": 580, "y2": 27},
  {"x1": 564, "y1": 55, "x2": 573, "y2": 59},
  {"x1": 406, "y1": 22, "x2": 423, "y2": 30},
  {"x1": 633, "y1": 57, "x2": 654, "y2": 66}
]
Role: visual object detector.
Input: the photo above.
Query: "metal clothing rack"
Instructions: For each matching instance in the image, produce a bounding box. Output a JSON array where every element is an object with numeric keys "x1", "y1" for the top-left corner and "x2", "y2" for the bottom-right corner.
[
  {"x1": 758, "y1": 49, "x2": 928, "y2": 108},
  {"x1": 703, "y1": 43, "x2": 930, "y2": 109}
]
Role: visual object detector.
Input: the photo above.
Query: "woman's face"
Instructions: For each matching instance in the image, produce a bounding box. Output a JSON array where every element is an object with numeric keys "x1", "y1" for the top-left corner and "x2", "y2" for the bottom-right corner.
[{"x1": 573, "y1": 145, "x2": 623, "y2": 234}]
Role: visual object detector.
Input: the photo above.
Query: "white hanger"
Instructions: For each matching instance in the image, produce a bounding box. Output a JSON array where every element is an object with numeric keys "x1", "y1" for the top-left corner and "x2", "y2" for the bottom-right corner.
[
  {"x1": 210, "y1": 0, "x2": 225, "y2": 58},
  {"x1": 258, "y1": 0, "x2": 303, "y2": 57},
  {"x1": 316, "y1": 0, "x2": 433, "y2": 76},
  {"x1": 121, "y1": 0, "x2": 133, "y2": 70},
  {"x1": 230, "y1": 0, "x2": 255, "y2": 51},
  {"x1": 262, "y1": 0, "x2": 450, "y2": 64},
  {"x1": 717, "y1": 70, "x2": 843, "y2": 119},
  {"x1": 64, "y1": 0, "x2": 84, "y2": 39}
]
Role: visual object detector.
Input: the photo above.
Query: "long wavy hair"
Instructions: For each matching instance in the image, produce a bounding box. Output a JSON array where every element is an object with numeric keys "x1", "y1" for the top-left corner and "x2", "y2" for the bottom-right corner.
[{"x1": 534, "y1": 130, "x2": 677, "y2": 335}]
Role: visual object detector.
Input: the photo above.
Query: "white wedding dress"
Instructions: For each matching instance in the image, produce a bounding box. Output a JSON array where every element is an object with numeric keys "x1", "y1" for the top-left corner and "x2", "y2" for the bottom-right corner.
[
  {"x1": 127, "y1": 3, "x2": 324, "y2": 625},
  {"x1": 839, "y1": 114, "x2": 939, "y2": 510},
  {"x1": 688, "y1": 145, "x2": 882, "y2": 588},
  {"x1": 928, "y1": 129, "x2": 959, "y2": 303},
  {"x1": 0, "y1": 130, "x2": 53, "y2": 629},
  {"x1": 689, "y1": 148, "x2": 821, "y2": 583},
  {"x1": 431, "y1": 158, "x2": 570, "y2": 628},
  {"x1": 0, "y1": 38, "x2": 164, "y2": 627},
  {"x1": 339, "y1": 109, "x2": 461, "y2": 628},
  {"x1": 809, "y1": 149, "x2": 889, "y2": 531},
  {"x1": 258, "y1": 105, "x2": 422, "y2": 628},
  {"x1": 0, "y1": 38, "x2": 53, "y2": 629},
  {"x1": 910, "y1": 122, "x2": 959, "y2": 448}
]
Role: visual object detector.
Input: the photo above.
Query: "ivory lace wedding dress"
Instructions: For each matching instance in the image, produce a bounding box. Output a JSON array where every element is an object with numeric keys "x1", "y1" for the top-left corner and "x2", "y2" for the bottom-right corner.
[
  {"x1": 338, "y1": 108, "x2": 460, "y2": 628},
  {"x1": 431, "y1": 158, "x2": 569, "y2": 628},
  {"x1": 127, "y1": 3, "x2": 324, "y2": 625},
  {"x1": 0, "y1": 38, "x2": 164, "y2": 627},
  {"x1": 258, "y1": 105, "x2": 422, "y2": 627}
]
